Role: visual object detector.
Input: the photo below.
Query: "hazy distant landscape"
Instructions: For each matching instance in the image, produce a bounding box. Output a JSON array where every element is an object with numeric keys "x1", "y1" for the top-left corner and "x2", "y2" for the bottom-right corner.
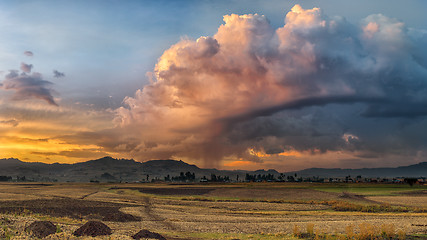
[{"x1": 0, "y1": 157, "x2": 425, "y2": 183}]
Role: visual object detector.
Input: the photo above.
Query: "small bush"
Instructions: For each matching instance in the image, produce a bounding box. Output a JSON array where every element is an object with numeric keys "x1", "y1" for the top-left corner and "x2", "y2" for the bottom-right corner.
[
  {"x1": 380, "y1": 223, "x2": 395, "y2": 238},
  {"x1": 397, "y1": 229, "x2": 406, "y2": 240},
  {"x1": 345, "y1": 224, "x2": 355, "y2": 239},
  {"x1": 358, "y1": 222, "x2": 378, "y2": 239}
]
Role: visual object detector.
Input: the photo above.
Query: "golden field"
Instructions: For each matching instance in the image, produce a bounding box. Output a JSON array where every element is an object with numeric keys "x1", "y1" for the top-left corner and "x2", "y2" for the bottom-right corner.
[{"x1": 0, "y1": 182, "x2": 425, "y2": 239}]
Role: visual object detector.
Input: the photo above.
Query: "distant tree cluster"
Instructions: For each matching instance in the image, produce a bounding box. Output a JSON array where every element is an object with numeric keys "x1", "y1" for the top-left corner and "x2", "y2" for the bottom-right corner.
[
  {"x1": 404, "y1": 178, "x2": 418, "y2": 186},
  {"x1": 165, "y1": 172, "x2": 196, "y2": 182},
  {"x1": 16, "y1": 176, "x2": 26, "y2": 182},
  {"x1": 208, "y1": 174, "x2": 230, "y2": 182},
  {"x1": 245, "y1": 173, "x2": 275, "y2": 182},
  {"x1": 0, "y1": 176, "x2": 12, "y2": 181}
]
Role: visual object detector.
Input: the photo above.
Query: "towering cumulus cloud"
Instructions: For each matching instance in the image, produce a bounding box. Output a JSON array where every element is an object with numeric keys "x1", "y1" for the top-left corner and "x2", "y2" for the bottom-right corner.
[{"x1": 116, "y1": 5, "x2": 427, "y2": 168}]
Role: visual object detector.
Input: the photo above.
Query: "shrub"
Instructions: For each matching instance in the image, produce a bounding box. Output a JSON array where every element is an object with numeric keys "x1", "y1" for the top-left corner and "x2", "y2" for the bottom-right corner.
[
  {"x1": 345, "y1": 224, "x2": 355, "y2": 239},
  {"x1": 358, "y1": 222, "x2": 378, "y2": 239},
  {"x1": 397, "y1": 229, "x2": 406, "y2": 240},
  {"x1": 380, "y1": 223, "x2": 395, "y2": 238}
]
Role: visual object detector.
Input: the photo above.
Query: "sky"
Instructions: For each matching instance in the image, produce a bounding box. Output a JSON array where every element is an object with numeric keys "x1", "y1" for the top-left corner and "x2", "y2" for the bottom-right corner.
[{"x1": 1, "y1": 0, "x2": 427, "y2": 171}]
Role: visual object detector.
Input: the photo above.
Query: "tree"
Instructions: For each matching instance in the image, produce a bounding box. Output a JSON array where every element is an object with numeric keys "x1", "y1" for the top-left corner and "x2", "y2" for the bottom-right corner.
[
  {"x1": 0, "y1": 176, "x2": 11, "y2": 182},
  {"x1": 17, "y1": 176, "x2": 26, "y2": 182},
  {"x1": 404, "y1": 178, "x2": 418, "y2": 186}
]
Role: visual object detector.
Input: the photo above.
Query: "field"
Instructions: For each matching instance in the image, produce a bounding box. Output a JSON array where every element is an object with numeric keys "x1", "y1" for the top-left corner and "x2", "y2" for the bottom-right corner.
[{"x1": 0, "y1": 182, "x2": 426, "y2": 239}]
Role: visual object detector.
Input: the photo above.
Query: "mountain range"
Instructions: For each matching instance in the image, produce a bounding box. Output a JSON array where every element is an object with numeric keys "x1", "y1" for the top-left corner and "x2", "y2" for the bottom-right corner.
[{"x1": 0, "y1": 157, "x2": 425, "y2": 182}]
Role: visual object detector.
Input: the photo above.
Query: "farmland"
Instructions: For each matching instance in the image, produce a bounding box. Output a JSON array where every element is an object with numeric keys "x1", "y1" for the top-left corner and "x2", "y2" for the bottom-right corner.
[{"x1": 0, "y1": 182, "x2": 425, "y2": 239}]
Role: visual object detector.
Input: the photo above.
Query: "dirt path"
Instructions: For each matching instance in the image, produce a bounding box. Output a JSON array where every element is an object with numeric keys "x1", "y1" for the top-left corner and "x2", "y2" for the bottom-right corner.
[
  {"x1": 79, "y1": 191, "x2": 99, "y2": 200},
  {"x1": 339, "y1": 192, "x2": 381, "y2": 204},
  {"x1": 142, "y1": 196, "x2": 179, "y2": 231}
]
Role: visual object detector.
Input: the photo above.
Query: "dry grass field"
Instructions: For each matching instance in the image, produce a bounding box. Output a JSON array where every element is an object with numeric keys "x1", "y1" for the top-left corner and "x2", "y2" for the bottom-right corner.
[{"x1": 0, "y1": 182, "x2": 425, "y2": 239}]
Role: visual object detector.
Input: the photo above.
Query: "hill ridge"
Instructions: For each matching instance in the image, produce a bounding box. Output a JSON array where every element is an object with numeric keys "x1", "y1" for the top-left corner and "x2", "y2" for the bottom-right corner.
[{"x1": 0, "y1": 157, "x2": 425, "y2": 182}]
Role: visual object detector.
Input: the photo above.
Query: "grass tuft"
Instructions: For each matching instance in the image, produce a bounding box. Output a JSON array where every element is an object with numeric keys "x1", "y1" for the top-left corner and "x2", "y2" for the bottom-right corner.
[
  {"x1": 293, "y1": 224, "x2": 301, "y2": 238},
  {"x1": 306, "y1": 223, "x2": 314, "y2": 236}
]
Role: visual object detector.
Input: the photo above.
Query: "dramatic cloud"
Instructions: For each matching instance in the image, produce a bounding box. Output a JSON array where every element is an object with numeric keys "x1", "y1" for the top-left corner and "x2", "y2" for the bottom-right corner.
[
  {"x1": 20, "y1": 62, "x2": 33, "y2": 73},
  {"x1": 53, "y1": 70, "x2": 65, "y2": 78},
  {"x1": 115, "y1": 5, "x2": 427, "y2": 167},
  {"x1": 1, "y1": 70, "x2": 58, "y2": 106},
  {"x1": 24, "y1": 51, "x2": 33, "y2": 57}
]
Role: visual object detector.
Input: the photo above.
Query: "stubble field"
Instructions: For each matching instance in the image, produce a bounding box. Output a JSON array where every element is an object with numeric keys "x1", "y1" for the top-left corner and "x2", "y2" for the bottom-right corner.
[{"x1": 0, "y1": 182, "x2": 425, "y2": 239}]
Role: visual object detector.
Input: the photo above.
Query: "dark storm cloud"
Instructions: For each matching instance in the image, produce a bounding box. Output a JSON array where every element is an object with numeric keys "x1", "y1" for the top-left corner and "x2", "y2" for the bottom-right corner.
[
  {"x1": 362, "y1": 102, "x2": 427, "y2": 118},
  {"x1": 220, "y1": 95, "x2": 387, "y2": 127}
]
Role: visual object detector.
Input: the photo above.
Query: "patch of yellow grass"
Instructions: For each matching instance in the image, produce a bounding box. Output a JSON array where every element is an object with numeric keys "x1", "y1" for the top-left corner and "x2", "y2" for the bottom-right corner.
[
  {"x1": 292, "y1": 224, "x2": 301, "y2": 238},
  {"x1": 306, "y1": 223, "x2": 314, "y2": 236}
]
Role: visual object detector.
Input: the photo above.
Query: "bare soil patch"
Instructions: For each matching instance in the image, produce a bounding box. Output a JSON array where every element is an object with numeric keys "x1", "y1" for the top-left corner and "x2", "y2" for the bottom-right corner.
[
  {"x1": 113, "y1": 187, "x2": 215, "y2": 196},
  {"x1": 132, "y1": 229, "x2": 166, "y2": 240},
  {"x1": 367, "y1": 196, "x2": 427, "y2": 208},
  {"x1": 339, "y1": 192, "x2": 380, "y2": 204},
  {"x1": 25, "y1": 220, "x2": 56, "y2": 238},
  {"x1": 0, "y1": 197, "x2": 142, "y2": 221},
  {"x1": 102, "y1": 212, "x2": 141, "y2": 222},
  {"x1": 73, "y1": 221, "x2": 112, "y2": 237},
  {"x1": 15, "y1": 183, "x2": 54, "y2": 187},
  {"x1": 398, "y1": 190, "x2": 427, "y2": 196},
  {"x1": 206, "y1": 187, "x2": 340, "y2": 201}
]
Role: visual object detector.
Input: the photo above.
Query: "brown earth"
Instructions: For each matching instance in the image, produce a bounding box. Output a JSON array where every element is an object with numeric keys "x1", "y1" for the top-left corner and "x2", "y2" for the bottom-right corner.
[
  {"x1": 399, "y1": 190, "x2": 427, "y2": 196},
  {"x1": 0, "y1": 198, "x2": 142, "y2": 222},
  {"x1": 132, "y1": 229, "x2": 166, "y2": 240},
  {"x1": 113, "y1": 187, "x2": 215, "y2": 196},
  {"x1": 102, "y1": 212, "x2": 141, "y2": 222},
  {"x1": 339, "y1": 192, "x2": 380, "y2": 204},
  {"x1": 25, "y1": 220, "x2": 57, "y2": 238},
  {"x1": 205, "y1": 187, "x2": 341, "y2": 200},
  {"x1": 73, "y1": 221, "x2": 112, "y2": 237}
]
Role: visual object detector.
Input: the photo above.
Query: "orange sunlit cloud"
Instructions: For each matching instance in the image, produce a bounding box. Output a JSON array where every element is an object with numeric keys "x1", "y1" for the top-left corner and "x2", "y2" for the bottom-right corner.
[
  {"x1": 224, "y1": 160, "x2": 258, "y2": 168},
  {"x1": 248, "y1": 148, "x2": 302, "y2": 158}
]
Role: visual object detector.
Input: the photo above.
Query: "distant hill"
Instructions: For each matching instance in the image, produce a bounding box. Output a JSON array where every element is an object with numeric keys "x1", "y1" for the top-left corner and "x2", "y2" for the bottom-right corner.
[
  {"x1": 284, "y1": 162, "x2": 427, "y2": 178},
  {"x1": 0, "y1": 157, "x2": 424, "y2": 182},
  {"x1": 0, "y1": 157, "x2": 256, "y2": 182}
]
